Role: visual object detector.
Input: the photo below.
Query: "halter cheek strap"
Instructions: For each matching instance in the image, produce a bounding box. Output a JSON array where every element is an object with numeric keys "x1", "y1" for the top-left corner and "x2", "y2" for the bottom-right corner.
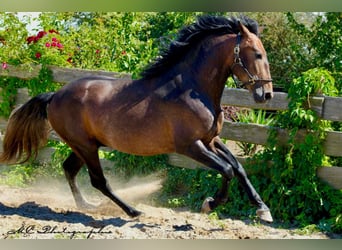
[{"x1": 231, "y1": 33, "x2": 272, "y2": 88}]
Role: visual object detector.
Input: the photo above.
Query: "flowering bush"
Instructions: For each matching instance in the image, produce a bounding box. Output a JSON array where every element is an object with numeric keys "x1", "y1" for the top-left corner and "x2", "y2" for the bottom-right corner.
[
  {"x1": 2, "y1": 62, "x2": 8, "y2": 70},
  {"x1": 26, "y1": 29, "x2": 71, "y2": 66},
  {"x1": 0, "y1": 12, "x2": 195, "y2": 116}
]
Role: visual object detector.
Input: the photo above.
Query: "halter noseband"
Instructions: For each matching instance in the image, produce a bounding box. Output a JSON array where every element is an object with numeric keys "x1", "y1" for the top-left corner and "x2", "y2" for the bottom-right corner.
[{"x1": 231, "y1": 33, "x2": 272, "y2": 88}]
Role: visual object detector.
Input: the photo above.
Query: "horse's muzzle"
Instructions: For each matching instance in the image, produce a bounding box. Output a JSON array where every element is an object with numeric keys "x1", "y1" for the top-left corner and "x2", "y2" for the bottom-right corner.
[{"x1": 253, "y1": 85, "x2": 273, "y2": 103}]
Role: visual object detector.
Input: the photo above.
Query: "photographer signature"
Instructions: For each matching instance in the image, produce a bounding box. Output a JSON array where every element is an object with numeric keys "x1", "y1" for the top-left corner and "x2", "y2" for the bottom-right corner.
[{"x1": 3, "y1": 223, "x2": 112, "y2": 239}]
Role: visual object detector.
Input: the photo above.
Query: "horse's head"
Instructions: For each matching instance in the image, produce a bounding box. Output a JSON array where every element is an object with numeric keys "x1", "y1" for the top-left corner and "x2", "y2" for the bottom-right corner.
[{"x1": 231, "y1": 22, "x2": 273, "y2": 103}]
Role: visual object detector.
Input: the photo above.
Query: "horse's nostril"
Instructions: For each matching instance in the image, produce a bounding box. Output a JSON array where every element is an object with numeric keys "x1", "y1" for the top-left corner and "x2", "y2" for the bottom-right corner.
[{"x1": 265, "y1": 92, "x2": 273, "y2": 100}]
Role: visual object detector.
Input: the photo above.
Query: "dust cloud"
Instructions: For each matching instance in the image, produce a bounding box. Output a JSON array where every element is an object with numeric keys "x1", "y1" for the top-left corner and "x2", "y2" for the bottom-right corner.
[{"x1": 22, "y1": 172, "x2": 164, "y2": 215}]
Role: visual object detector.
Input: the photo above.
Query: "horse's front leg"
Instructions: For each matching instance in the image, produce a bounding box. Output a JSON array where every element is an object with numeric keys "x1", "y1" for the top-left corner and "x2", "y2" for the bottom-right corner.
[
  {"x1": 200, "y1": 175, "x2": 230, "y2": 214},
  {"x1": 181, "y1": 139, "x2": 235, "y2": 212},
  {"x1": 212, "y1": 137, "x2": 273, "y2": 222}
]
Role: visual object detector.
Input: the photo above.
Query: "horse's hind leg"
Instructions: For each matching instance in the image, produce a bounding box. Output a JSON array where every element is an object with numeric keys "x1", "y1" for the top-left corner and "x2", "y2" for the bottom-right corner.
[
  {"x1": 63, "y1": 152, "x2": 95, "y2": 209},
  {"x1": 75, "y1": 146, "x2": 141, "y2": 217}
]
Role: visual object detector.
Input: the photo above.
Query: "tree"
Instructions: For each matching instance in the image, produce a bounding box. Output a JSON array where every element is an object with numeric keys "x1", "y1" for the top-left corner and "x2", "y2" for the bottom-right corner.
[{"x1": 286, "y1": 12, "x2": 342, "y2": 93}]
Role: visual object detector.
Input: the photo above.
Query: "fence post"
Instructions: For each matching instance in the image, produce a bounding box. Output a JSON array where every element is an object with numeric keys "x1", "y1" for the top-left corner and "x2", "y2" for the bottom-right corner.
[{"x1": 15, "y1": 88, "x2": 30, "y2": 107}]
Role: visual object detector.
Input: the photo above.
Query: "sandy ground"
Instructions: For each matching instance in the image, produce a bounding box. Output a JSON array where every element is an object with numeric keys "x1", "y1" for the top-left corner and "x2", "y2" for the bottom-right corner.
[{"x1": 0, "y1": 174, "x2": 339, "y2": 239}]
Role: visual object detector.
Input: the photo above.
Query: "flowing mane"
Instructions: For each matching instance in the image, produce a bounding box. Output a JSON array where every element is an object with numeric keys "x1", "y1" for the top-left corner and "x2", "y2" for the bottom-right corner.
[{"x1": 141, "y1": 15, "x2": 259, "y2": 79}]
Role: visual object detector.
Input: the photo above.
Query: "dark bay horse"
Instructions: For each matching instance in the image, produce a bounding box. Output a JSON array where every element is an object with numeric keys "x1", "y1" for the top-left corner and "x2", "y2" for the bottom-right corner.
[{"x1": 0, "y1": 15, "x2": 273, "y2": 222}]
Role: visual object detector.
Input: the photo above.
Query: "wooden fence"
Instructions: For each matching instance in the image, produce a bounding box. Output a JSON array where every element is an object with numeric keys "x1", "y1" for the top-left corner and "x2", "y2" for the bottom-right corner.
[{"x1": 1, "y1": 64, "x2": 341, "y2": 189}]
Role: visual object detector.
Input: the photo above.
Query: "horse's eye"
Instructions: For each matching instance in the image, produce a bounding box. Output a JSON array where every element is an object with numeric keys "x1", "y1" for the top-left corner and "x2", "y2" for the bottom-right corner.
[{"x1": 256, "y1": 52, "x2": 262, "y2": 59}]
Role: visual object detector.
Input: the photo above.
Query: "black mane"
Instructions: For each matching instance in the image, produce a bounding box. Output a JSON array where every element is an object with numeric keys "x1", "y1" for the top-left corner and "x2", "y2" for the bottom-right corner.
[{"x1": 141, "y1": 15, "x2": 259, "y2": 79}]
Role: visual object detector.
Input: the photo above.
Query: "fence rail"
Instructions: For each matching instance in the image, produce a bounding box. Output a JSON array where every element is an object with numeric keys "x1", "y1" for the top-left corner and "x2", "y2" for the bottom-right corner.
[
  {"x1": 0, "y1": 63, "x2": 131, "y2": 84},
  {"x1": 0, "y1": 64, "x2": 341, "y2": 189}
]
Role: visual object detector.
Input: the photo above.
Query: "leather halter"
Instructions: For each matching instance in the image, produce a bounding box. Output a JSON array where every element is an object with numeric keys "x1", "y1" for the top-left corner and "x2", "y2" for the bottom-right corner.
[{"x1": 231, "y1": 33, "x2": 272, "y2": 88}]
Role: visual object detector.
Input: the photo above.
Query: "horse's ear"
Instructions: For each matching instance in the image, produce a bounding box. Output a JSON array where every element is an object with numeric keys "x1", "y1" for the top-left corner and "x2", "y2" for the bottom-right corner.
[{"x1": 238, "y1": 20, "x2": 251, "y2": 38}]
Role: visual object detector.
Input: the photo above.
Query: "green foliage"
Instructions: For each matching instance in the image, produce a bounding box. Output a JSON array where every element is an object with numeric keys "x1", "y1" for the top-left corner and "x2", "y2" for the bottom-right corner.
[
  {"x1": 247, "y1": 68, "x2": 342, "y2": 232},
  {"x1": 234, "y1": 109, "x2": 274, "y2": 156},
  {"x1": 104, "y1": 151, "x2": 169, "y2": 180},
  {"x1": 47, "y1": 140, "x2": 72, "y2": 177},
  {"x1": 0, "y1": 66, "x2": 60, "y2": 118},
  {"x1": 0, "y1": 77, "x2": 22, "y2": 117},
  {"x1": 278, "y1": 68, "x2": 337, "y2": 131},
  {"x1": 35, "y1": 12, "x2": 196, "y2": 78},
  {"x1": 0, "y1": 13, "x2": 30, "y2": 65},
  {"x1": 161, "y1": 167, "x2": 221, "y2": 210},
  {"x1": 0, "y1": 164, "x2": 37, "y2": 187},
  {"x1": 285, "y1": 12, "x2": 342, "y2": 92}
]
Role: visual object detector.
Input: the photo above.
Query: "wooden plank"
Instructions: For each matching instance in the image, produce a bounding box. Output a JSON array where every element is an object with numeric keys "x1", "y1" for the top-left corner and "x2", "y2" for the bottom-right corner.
[
  {"x1": 15, "y1": 88, "x2": 30, "y2": 106},
  {"x1": 48, "y1": 65, "x2": 131, "y2": 84},
  {"x1": 222, "y1": 88, "x2": 326, "y2": 118},
  {"x1": 317, "y1": 167, "x2": 342, "y2": 189},
  {"x1": 308, "y1": 96, "x2": 325, "y2": 118},
  {"x1": 168, "y1": 153, "x2": 247, "y2": 170},
  {"x1": 0, "y1": 64, "x2": 41, "y2": 79},
  {"x1": 0, "y1": 118, "x2": 7, "y2": 132},
  {"x1": 221, "y1": 88, "x2": 289, "y2": 111},
  {"x1": 324, "y1": 131, "x2": 342, "y2": 157},
  {"x1": 168, "y1": 153, "x2": 205, "y2": 170},
  {"x1": 169, "y1": 153, "x2": 342, "y2": 190},
  {"x1": 322, "y1": 96, "x2": 342, "y2": 121},
  {"x1": 221, "y1": 121, "x2": 342, "y2": 157},
  {"x1": 221, "y1": 121, "x2": 270, "y2": 145},
  {"x1": 0, "y1": 64, "x2": 131, "y2": 84}
]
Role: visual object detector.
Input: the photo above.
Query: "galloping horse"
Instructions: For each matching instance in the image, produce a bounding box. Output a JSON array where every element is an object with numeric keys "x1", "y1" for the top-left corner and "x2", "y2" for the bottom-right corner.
[{"x1": 0, "y1": 15, "x2": 273, "y2": 222}]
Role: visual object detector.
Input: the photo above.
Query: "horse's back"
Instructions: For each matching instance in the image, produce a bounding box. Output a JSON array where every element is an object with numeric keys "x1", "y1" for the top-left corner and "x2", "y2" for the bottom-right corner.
[
  {"x1": 47, "y1": 76, "x2": 178, "y2": 155},
  {"x1": 47, "y1": 76, "x2": 128, "y2": 142},
  {"x1": 47, "y1": 75, "x2": 218, "y2": 156}
]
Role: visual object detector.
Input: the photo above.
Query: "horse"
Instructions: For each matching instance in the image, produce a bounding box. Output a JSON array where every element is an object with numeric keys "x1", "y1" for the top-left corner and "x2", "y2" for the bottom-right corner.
[{"x1": 0, "y1": 15, "x2": 274, "y2": 222}]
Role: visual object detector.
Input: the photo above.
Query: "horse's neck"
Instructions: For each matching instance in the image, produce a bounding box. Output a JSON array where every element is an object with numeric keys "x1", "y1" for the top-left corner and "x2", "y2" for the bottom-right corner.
[{"x1": 184, "y1": 36, "x2": 233, "y2": 112}]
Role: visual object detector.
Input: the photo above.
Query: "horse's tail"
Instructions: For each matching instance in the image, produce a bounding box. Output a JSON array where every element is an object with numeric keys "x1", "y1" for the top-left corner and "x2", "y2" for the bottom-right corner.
[{"x1": 0, "y1": 92, "x2": 55, "y2": 164}]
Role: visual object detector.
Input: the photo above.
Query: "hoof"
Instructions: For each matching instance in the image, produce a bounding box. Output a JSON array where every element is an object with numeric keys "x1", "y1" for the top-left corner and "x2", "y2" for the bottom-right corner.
[
  {"x1": 201, "y1": 197, "x2": 214, "y2": 213},
  {"x1": 128, "y1": 208, "x2": 142, "y2": 218},
  {"x1": 256, "y1": 209, "x2": 273, "y2": 223}
]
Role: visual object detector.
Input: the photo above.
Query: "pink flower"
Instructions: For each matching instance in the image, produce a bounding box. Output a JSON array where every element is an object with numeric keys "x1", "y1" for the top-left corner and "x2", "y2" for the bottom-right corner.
[
  {"x1": 51, "y1": 42, "x2": 57, "y2": 47},
  {"x1": 45, "y1": 42, "x2": 51, "y2": 48},
  {"x1": 51, "y1": 37, "x2": 57, "y2": 42},
  {"x1": 57, "y1": 43, "x2": 63, "y2": 49},
  {"x1": 2, "y1": 62, "x2": 8, "y2": 69},
  {"x1": 35, "y1": 52, "x2": 41, "y2": 59}
]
